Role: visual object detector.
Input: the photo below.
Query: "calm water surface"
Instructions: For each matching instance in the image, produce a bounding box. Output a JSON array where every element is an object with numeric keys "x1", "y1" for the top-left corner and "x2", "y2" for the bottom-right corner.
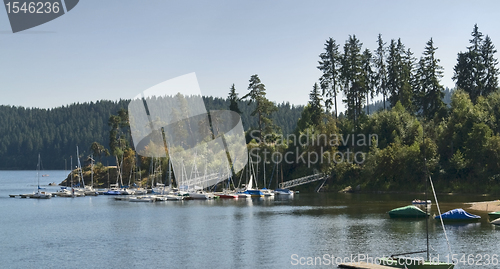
[{"x1": 1, "y1": 171, "x2": 499, "y2": 268}]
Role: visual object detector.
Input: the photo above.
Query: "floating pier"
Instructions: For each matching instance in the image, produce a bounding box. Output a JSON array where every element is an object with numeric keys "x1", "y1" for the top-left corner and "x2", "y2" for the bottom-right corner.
[
  {"x1": 9, "y1": 194, "x2": 35, "y2": 198},
  {"x1": 338, "y1": 262, "x2": 395, "y2": 269}
]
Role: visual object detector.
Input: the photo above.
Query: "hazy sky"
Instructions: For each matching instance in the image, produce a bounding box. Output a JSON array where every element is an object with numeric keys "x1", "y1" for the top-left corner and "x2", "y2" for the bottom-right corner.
[{"x1": 1, "y1": 0, "x2": 499, "y2": 109}]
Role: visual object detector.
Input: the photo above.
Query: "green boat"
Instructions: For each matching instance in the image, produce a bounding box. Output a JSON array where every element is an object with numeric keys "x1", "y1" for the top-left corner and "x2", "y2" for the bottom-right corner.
[
  {"x1": 388, "y1": 205, "x2": 429, "y2": 218},
  {"x1": 379, "y1": 257, "x2": 454, "y2": 269},
  {"x1": 488, "y1": 211, "x2": 500, "y2": 220}
]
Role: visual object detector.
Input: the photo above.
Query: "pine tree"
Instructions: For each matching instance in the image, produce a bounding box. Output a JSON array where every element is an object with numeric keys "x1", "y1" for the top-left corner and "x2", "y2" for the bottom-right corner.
[
  {"x1": 453, "y1": 51, "x2": 472, "y2": 96},
  {"x1": 309, "y1": 83, "x2": 323, "y2": 126},
  {"x1": 453, "y1": 24, "x2": 499, "y2": 103},
  {"x1": 387, "y1": 39, "x2": 399, "y2": 107},
  {"x1": 469, "y1": 24, "x2": 485, "y2": 102},
  {"x1": 481, "y1": 35, "x2": 499, "y2": 97},
  {"x1": 400, "y1": 43, "x2": 416, "y2": 112},
  {"x1": 387, "y1": 38, "x2": 414, "y2": 111},
  {"x1": 416, "y1": 38, "x2": 445, "y2": 118},
  {"x1": 374, "y1": 34, "x2": 388, "y2": 110},
  {"x1": 242, "y1": 75, "x2": 278, "y2": 142},
  {"x1": 362, "y1": 48, "x2": 374, "y2": 114},
  {"x1": 318, "y1": 38, "x2": 341, "y2": 117},
  {"x1": 340, "y1": 35, "x2": 365, "y2": 123},
  {"x1": 228, "y1": 84, "x2": 242, "y2": 114}
]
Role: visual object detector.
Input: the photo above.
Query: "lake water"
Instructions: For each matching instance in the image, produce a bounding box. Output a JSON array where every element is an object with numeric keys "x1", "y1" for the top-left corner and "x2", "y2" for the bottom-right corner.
[{"x1": 1, "y1": 170, "x2": 499, "y2": 268}]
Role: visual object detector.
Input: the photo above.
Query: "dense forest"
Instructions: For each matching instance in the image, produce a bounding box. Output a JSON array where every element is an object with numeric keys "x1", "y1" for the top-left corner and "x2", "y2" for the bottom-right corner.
[
  {"x1": 0, "y1": 98, "x2": 302, "y2": 170},
  {"x1": 290, "y1": 24, "x2": 500, "y2": 194},
  {"x1": 4, "y1": 24, "x2": 500, "y2": 194}
]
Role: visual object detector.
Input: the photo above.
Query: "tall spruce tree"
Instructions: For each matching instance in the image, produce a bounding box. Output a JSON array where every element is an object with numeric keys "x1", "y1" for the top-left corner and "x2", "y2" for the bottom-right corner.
[
  {"x1": 400, "y1": 44, "x2": 416, "y2": 112},
  {"x1": 340, "y1": 35, "x2": 365, "y2": 122},
  {"x1": 416, "y1": 38, "x2": 445, "y2": 118},
  {"x1": 362, "y1": 48, "x2": 375, "y2": 115},
  {"x1": 374, "y1": 34, "x2": 388, "y2": 110},
  {"x1": 469, "y1": 24, "x2": 485, "y2": 100},
  {"x1": 242, "y1": 74, "x2": 278, "y2": 142},
  {"x1": 387, "y1": 38, "x2": 414, "y2": 111},
  {"x1": 318, "y1": 38, "x2": 341, "y2": 117},
  {"x1": 453, "y1": 24, "x2": 498, "y2": 103},
  {"x1": 309, "y1": 83, "x2": 323, "y2": 126},
  {"x1": 387, "y1": 39, "x2": 399, "y2": 107},
  {"x1": 481, "y1": 35, "x2": 499, "y2": 97},
  {"x1": 228, "y1": 84, "x2": 242, "y2": 114}
]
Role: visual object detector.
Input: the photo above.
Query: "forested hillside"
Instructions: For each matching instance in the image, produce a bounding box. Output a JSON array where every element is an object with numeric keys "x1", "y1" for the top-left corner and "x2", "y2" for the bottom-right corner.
[{"x1": 0, "y1": 98, "x2": 302, "y2": 170}]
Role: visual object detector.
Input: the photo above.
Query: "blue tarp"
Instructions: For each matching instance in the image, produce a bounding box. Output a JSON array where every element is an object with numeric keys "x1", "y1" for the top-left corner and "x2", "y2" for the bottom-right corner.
[{"x1": 435, "y1": 208, "x2": 480, "y2": 220}]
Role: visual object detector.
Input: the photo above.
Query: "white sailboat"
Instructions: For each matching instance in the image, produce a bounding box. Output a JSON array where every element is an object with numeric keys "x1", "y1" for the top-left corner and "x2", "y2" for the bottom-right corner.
[
  {"x1": 273, "y1": 162, "x2": 293, "y2": 196},
  {"x1": 84, "y1": 154, "x2": 98, "y2": 196},
  {"x1": 239, "y1": 160, "x2": 263, "y2": 197},
  {"x1": 259, "y1": 157, "x2": 274, "y2": 197},
  {"x1": 31, "y1": 154, "x2": 52, "y2": 199}
]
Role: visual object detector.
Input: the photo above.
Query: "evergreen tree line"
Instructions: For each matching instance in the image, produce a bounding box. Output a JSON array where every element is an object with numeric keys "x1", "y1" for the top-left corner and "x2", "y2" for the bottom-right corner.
[
  {"x1": 287, "y1": 24, "x2": 500, "y2": 193},
  {"x1": 0, "y1": 97, "x2": 302, "y2": 170},
  {"x1": 316, "y1": 24, "x2": 498, "y2": 123}
]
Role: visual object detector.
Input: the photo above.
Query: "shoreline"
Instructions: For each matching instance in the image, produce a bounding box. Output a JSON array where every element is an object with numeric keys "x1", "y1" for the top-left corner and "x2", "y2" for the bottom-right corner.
[{"x1": 464, "y1": 200, "x2": 500, "y2": 213}]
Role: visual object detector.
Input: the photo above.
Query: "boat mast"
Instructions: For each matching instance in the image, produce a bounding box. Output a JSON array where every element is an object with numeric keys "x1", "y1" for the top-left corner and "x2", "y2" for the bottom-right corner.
[
  {"x1": 76, "y1": 146, "x2": 85, "y2": 188},
  {"x1": 107, "y1": 160, "x2": 109, "y2": 188},
  {"x1": 263, "y1": 156, "x2": 266, "y2": 189},
  {"x1": 70, "y1": 156, "x2": 73, "y2": 188},
  {"x1": 37, "y1": 153, "x2": 40, "y2": 194},
  {"x1": 281, "y1": 163, "x2": 283, "y2": 185},
  {"x1": 424, "y1": 156, "x2": 429, "y2": 262},
  {"x1": 276, "y1": 160, "x2": 278, "y2": 190},
  {"x1": 91, "y1": 154, "x2": 94, "y2": 189},
  {"x1": 421, "y1": 131, "x2": 430, "y2": 262},
  {"x1": 168, "y1": 158, "x2": 171, "y2": 189},
  {"x1": 149, "y1": 157, "x2": 154, "y2": 189}
]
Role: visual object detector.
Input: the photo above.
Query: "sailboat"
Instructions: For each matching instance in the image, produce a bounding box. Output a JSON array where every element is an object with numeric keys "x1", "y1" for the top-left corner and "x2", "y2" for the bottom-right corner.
[
  {"x1": 242, "y1": 174, "x2": 263, "y2": 197},
  {"x1": 273, "y1": 162, "x2": 294, "y2": 196},
  {"x1": 215, "y1": 166, "x2": 239, "y2": 199},
  {"x1": 381, "y1": 156, "x2": 454, "y2": 269},
  {"x1": 83, "y1": 154, "x2": 99, "y2": 196},
  {"x1": 31, "y1": 154, "x2": 52, "y2": 199},
  {"x1": 259, "y1": 158, "x2": 274, "y2": 197}
]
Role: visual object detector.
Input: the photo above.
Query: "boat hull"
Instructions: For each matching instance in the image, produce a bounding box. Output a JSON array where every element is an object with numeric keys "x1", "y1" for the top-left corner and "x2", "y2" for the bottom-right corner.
[
  {"x1": 236, "y1": 193, "x2": 250, "y2": 198},
  {"x1": 274, "y1": 188, "x2": 294, "y2": 196},
  {"x1": 188, "y1": 192, "x2": 213, "y2": 200},
  {"x1": 434, "y1": 208, "x2": 480, "y2": 222},
  {"x1": 388, "y1": 205, "x2": 429, "y2": 218},
  {"x1": 488, "y1": 211, "x2": 500, "y2": 220},
  {"x1": 129, "y1": 197, "x2": 154, "y2": 202},
  {"x1": 217, "y1": 194, "x2": 238, "y2": 199},
  {"x1": 491, "y1": 218, "x2": 500, "y2": 225},
  {"x1": 243, "y1": 189, "x2": 263, "y2": 197},
  {"x1": 32, "y1": 192, "x2": 52, "y2": 199}
]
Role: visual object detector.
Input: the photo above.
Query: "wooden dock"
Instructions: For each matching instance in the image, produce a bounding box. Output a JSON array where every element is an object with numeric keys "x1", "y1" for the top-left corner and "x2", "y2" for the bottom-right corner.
[
  {"x1": 338, "y1": 262, "x2": 395, "y2": 269},
  {"x1": 9, "y1": 194, "x2": 34, "y2": 198}
]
